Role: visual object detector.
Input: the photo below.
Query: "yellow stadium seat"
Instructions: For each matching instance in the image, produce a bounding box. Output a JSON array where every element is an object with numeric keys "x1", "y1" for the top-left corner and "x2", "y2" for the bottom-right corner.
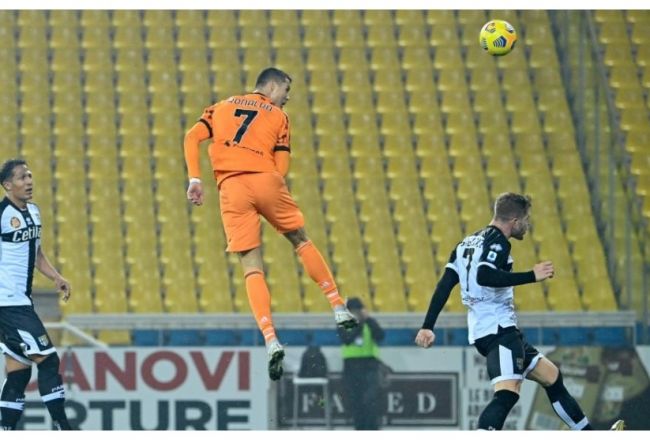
[
  {"x1": 402, "y1": 46, "x2": 433, "y2": 71},
  {"x1": 546, "y1": 277, "x2": 583, "y2": 312},
  {"x1": 397, "y1": 24, "x2": 429, "y2": 48},
  {"x1": 335, "y1": 25, "x2": 366, "y2": 49},
  {"x1": 238, "y1": 9, "x2": 268, "y2": 27},
  {"x1": 395, "y1": 10, "x2": 425, "y2": 26},
  {"x1": 240, "y1": 25, "x2": 271, "y2": 49},
  {"x1": 426, "y1": 10, "x2": 455, "y2": 26},
  {"x1": 17, "y1": 10, "x2": 47, "y2": 27},
  {"x1": 370, "y1": 47, "x2": 401, "y2": 71},
  {"x1": 303, "y1": 25, "x2": 334, "y2": 49},
  {"x1": 300, "y1": 9, "x2": 330, "y2": 26},
  {"x1": 205, "y1": 10, "x2": 236, "y2": 27},
  {"x1": 593, "y1": 10, "x2": 625, "y2": 24},
  {"x1": 272, "y1": 26, "x2": 302, "y2": 49},
  {"x1": 331, "y1": 10, "x2": 360, "y2": 26},
  {"x1": 174, "y1": 10, "x2": 204, "y2": 26},
  {"x1": 429, "y1": 22, "x2": 460, "y2": 48},
  {"x1": 267, "y1": 9, "x2": 297, "y2": 26},
  {"x1": 142, "y1": 10, "x2": 172, "y2": 28},
  {"x1": 340, "y1": 69, "x2": 372, "y2": 92},
  {"x1": 362, "y1": 10, "x2": 392, "y2": 25},
  {"x1": 338, "y1": 47, "x2": 368, "y2": 72},
  {"x1": 80, "y1": 10, "x2": 109, "y2": 27},
  {"x1": 366, "y1": 24, "x2": 397, "y2": 48}
]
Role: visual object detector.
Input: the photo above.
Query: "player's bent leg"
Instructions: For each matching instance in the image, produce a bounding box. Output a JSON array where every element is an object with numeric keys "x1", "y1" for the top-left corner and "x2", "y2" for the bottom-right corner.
[
  {"x1": 33, "y1": 354, "x2": 71, "y2": 430},
  {"x1": 478, "y1": 379, "x2": 521, "y2": 430},
  {"x1": 285, "y1": 228, "x2": 357, "y2": 328},
  {"x1": 529, "y1": 358, "x2": 592, "y2": 430},
  {"x1": 0, "y1": 356, "x2": 31, "y2": 430}
]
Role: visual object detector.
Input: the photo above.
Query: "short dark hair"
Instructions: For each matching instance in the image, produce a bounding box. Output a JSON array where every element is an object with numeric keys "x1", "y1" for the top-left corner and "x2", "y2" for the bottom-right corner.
[
  {"x1": 347, "y1": 297, "x2": 365, "y2": 311},
  {"x1": 0, "y1": 159, "x2": 27, "y2": 185},
  {"x1": 255, "y1": 67, "x2": 291, "y2": 88},
  {"x1": 493, "y1": 192, "x2": 531, "y2": 222}
]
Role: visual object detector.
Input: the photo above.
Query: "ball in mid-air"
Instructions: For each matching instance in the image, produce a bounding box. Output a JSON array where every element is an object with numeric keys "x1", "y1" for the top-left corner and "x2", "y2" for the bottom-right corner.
[{"x1": 479, "y1": 19, "x2": 517, "y2": 56}]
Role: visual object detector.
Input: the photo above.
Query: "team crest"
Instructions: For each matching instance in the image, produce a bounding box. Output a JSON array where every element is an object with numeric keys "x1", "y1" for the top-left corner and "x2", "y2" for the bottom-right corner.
[
  {"x1": 38, "y1": 334, "x2": 50, "y2": 346},
  {"x1": 10, "y1": 217, "x2": 21, "y2": 229}
]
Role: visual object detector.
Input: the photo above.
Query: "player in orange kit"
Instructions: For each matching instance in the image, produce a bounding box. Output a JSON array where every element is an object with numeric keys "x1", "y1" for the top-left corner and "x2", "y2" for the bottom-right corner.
[{"x1": 183, "y1": 67, "x2": 358, "y2": 381}]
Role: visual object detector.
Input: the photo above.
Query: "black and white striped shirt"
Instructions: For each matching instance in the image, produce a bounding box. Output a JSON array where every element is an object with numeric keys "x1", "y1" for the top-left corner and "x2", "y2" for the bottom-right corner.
[
  {"x1": 446, "y1": 225, "x2": 517, "y2": 343},
  {"x1": 0, "y1": 197, "x2": 42, "y2": 306}
]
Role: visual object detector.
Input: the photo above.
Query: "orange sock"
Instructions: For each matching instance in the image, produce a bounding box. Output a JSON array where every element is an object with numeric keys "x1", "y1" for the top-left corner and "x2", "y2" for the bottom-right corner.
[
  {"x1": 244, "y1": 269, "x2": 276, "y2": 343},
  {"x1": 296, "y1": 240, "x2": 345, "y2": 308}
]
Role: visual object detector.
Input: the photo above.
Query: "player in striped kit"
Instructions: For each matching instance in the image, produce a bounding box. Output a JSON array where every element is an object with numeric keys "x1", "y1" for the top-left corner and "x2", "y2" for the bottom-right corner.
[
  {"x1": 0, "y1": 159, "x2": 73, "y2": 430},
  {"x1": 415, "y1": 192, "x2": 624, "y2": 430}
]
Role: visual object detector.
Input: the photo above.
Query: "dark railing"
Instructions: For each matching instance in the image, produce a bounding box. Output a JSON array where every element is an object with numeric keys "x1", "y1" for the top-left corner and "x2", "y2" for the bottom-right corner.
[{"x1": 549, "y1": 10, "x2": 649, "y2": 343}]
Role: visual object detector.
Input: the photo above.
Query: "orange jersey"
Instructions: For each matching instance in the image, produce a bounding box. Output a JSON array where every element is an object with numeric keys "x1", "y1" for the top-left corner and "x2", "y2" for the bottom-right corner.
[{"x1": 199, "y1": 93, "x2": 291, "y2": 185}]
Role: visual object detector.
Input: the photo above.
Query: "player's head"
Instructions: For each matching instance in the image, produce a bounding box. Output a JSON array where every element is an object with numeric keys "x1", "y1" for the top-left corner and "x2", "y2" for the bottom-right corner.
[
  {"x1": 346, "y1": 297, "x2": 366, "y2": 320},
  {"x1": 255, "y1": 67, "x2": 291, "y2": 107},
  {"x1": 493, "y1": 192, "x2": 531, "y2": 240},
  {"x1": 0, "y1": 159, "x2": 33, "y2": 204}
]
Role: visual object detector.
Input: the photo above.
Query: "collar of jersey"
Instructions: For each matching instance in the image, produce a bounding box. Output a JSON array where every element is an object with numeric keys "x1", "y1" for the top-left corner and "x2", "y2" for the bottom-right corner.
[{"x1": 3, "y1": 196, "x2": 28, "y2": 212}]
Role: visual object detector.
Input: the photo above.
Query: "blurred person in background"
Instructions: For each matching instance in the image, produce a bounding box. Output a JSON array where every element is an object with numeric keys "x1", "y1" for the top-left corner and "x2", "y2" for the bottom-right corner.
[{"x1": 337, "y1": 297, "x2": 385, "y2": 430}]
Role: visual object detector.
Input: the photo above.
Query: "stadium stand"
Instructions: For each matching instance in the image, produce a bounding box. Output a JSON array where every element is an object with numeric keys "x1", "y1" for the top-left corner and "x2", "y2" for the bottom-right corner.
[{"x1": 1, "y1": 10, "x2": 644, "y2": 345}]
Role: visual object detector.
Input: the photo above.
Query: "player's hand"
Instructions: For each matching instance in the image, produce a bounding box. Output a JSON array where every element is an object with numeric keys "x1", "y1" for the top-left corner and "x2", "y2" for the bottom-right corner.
[
  {"x1": 55, "y1": 276, "x2": 71, "y2": 302},
  {"x1": 187, "y1": 181, "x2": 204, "y2": 206},
  {"x1": 533, "y1": 261, "x2": 554, "y2": 281},
  {"x1": 415, "y1": 329, "x2": 436, "y2": 348}
]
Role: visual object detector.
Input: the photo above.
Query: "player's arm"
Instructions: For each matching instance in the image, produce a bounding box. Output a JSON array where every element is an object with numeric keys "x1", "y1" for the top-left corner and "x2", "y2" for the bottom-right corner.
[
  {"x1": 273, "y1": 149, "x2": 290, "y2": 177},
  {"x1": 476, "y1": 265, "x2": 536, "y2": 287},
  {"x1": 416, "y1": 248, "x2": 461, "y2": 348},
  {"x1": 184, "y1": 109, "x2": 213, "y2": 206},
  {"x1": 477, "y1": 261, "x2": 553, "y2": 287},
  {"x1": 420, "y1": 268, "x2": 459, "y2": 330},
  {"x1": 36, "y1": 247, "x2": 71, "y2": 302},
  {"x1": 273, "y1": 113, "x2": 291, "y2": 177}
]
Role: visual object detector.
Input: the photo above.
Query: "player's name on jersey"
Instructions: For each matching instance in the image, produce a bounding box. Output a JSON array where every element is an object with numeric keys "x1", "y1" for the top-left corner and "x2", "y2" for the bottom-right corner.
[
  {"x1": 227, "y1": 96, "x2": 273, "y2": 112},
  {"x1": 2, "y1": 225, "x2": 41, "y2": 243}
]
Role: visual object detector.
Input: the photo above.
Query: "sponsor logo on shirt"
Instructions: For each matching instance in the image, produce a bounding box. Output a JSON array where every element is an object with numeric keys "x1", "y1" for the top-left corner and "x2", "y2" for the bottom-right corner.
[
  {"x1": 10, "y1": 217, "x2": 21, "y2": 229},
  {"x1": 11, "y1": 225, "x2": 41, "y2": 242}
]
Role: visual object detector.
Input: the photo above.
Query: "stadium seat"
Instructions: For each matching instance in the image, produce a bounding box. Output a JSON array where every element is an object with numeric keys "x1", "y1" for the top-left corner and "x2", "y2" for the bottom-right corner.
[{"x1": 10, "y1": 7, "x2": 630, "y2": 338}]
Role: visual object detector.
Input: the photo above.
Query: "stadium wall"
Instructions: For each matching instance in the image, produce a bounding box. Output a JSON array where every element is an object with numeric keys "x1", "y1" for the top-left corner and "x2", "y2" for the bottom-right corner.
[{"x1": 2, "y1": 345, "x2": 649, "y2": 430}]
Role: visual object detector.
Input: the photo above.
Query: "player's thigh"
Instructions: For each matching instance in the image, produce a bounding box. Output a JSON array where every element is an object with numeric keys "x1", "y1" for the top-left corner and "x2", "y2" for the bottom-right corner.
[
  {"x1": 484, "y1": 331, "x2": 526, "y2": 385},
  {"x1": 253, "y1": 173, "x2": 305, "y2": 234},
  {"x1": 494, "y1": 378, "x2": 522, "y2": 394},
  {"x1": 219, "y1": 175, "x2": 262, "y2": 252},
  {"x1": 526, "y1": 356, "x2": 559, "y2": 387},
  {"x1": 0, "y1": 306, "x2": 56, "y2": 365}
]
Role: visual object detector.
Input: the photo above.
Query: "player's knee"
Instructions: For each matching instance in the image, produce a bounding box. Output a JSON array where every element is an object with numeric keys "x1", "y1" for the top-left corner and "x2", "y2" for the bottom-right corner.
[
  {"x1": 544, "y1": 370, "x2": 567, "y2": 398},
  {"x1": 36, "y1": 353, "x2": 60, "y2": 378},
  {"x1": 284, "y1": 228, "x2": 308, "y2": 248},
  {"x1": 2, "y1": 368, "x2": 31, "y2": 394},
  {"x1": 478, "y1": 390, "x2": 520, "y2": 430},
  {"x1": 36, "y1": 354, "x2": 65, "y2": 398}
]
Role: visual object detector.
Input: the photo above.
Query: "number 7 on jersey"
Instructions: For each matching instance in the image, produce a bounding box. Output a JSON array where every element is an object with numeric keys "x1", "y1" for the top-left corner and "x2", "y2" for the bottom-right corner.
[{"x1": 233, "y1": 109, "x2": 258, "y2": 143}]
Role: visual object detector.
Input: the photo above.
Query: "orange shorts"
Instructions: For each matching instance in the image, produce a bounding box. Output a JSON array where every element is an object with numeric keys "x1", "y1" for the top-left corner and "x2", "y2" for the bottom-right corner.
[{"x1": 218, "y1": 172, "x2": 305, "y2": 252}]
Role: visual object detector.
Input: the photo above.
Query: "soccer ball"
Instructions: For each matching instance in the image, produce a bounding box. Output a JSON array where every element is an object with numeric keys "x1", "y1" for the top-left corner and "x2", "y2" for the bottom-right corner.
[{"x1": 479, "y1": 20, "x2": 517, "y2": 56}]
